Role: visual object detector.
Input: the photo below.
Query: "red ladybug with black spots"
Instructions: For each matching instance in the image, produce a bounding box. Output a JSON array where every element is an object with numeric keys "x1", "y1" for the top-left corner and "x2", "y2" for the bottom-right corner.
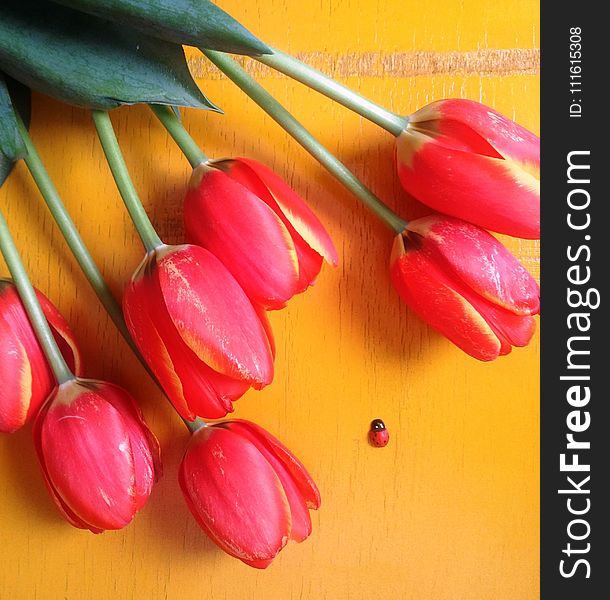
[{"x1": 368, "y1": 419, "x2": 389, "y2": 447}]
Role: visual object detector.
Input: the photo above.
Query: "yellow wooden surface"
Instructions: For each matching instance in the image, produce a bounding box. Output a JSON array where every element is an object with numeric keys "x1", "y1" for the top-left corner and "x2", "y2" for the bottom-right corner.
[{"x1": 0, "y1": 1, "x2": 540, "y2": 598}]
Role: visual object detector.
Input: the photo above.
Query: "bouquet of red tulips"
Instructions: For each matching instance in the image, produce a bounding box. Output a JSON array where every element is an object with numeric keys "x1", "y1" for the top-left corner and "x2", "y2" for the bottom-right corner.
[{"x1": 0, "y1": 0, "x2": 539, "y2": 569}]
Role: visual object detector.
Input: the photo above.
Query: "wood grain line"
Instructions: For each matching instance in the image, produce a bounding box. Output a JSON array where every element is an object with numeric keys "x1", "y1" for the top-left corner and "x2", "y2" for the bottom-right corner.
[{"x1": 189, "y1": 48, "x2": 540, "y2": 80}]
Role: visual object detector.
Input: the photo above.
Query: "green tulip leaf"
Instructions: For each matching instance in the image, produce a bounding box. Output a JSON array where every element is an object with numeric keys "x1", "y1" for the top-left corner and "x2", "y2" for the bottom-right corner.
[
  {"x1": 0, "y1": 75, "x2": 31, "y2": 188},
  {"x1": 0, "y1": 75, "x2": 26, "y2": 162},
  {"x1": 0, "y1": 0, "x2": 218, "y2": 111},
  {"x1": 50, "y1": 0, "x2": 270, "y2": 56}
]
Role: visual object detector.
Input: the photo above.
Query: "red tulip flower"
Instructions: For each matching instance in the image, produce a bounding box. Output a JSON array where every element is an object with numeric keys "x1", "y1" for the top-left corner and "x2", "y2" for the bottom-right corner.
[
  {"x1": 391, "y1": 215, "x2": 540, "y2": 361},
  {"x1": 33, "y1": 378, "x2": 161, "y2": 533},
  {"x1": 123, "y1": 244, "x2": 274, "y2": 420},
  {"x1": 180, "y1": 419, "x2": 321, "y2": 569},
  {"x1": 0, "y1": 278, "x2": 81, "y2": 433},
  {"x1": 395, "y1": 99, "x2": 540, "y2": 239},
  {"x1": 184, "y1": 158, "x2": 337, "y2": 309}
]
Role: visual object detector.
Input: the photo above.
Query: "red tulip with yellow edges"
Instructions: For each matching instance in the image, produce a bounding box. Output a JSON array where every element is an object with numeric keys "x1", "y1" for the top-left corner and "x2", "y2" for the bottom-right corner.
[
  {"x1": 180, "y1": 419, "x2": 320, "y2": 569},
  {"x1": 390, "y1": 215, "x2": 540, "y2": 361},
  {"x1": 123, "y1": 244, "x2": 274, "y2": 421},
  {"x1": 184, "y1": 158, "x2": 338, "y2": 310},
  {"x1": 0, "y1": 278, "x2": 82, "y2": 433},
  {"x1": 396, "y1": 99, "x2": 540, "y2": 239},
  {"x1": 33, "y1": 378, "x2": 161, "y2": 533}
]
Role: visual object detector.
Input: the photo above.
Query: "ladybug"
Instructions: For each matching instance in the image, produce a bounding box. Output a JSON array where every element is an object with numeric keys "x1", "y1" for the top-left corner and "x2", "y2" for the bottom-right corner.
[{"x1": 368, "y1": 419, "x2": 389, "y2": 447}]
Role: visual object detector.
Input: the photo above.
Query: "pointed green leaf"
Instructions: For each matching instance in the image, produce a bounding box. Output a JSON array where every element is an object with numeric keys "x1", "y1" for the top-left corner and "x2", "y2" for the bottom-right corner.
[
  {"x1": 0, "y1": 74, "x2": 26, "y2": 162},
  {"x1": 51, "y1": 0, "x2": 270, "y2": 56},
  {"x1": 0, "y1": 75, "x2": 31, "y2": 188},
  {"x1": 0, "y1": 0, "x2": 218, "y2": 111}
]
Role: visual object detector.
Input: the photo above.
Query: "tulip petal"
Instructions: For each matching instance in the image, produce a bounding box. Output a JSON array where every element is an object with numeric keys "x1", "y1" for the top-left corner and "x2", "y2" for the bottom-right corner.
[
  {"x1": 222, "y1": 420, "x2": 321, "y2": 510},
  {"x1": 0, "y1": 318, "x2": 36, "y2": 432},
  {"x1": 413, "y1": 99, "x2": 540, "y2": 176},
  {"x1": 124, "y1": 262, "x2": 240, "y2": 420},
  {"x1": 411, "y1": 118, "x2": 504, "y2": 157},
  {"x1": 35, "y1": 290, "x2": 83, "y2": 376},
  {"x1": 221, "y1": 420, "x2": 318, "y2": 542},
  {"x1": 156, "y1": 245, "x2": 274, "y2": 387},
  {"x1": 143, "y1": 277, "x2": 241, "y2": 417},
  {"x1": 180, "y1": 427, "x2": 291, "y2": 568},
  {"x1": 124, "y1": 269, "x2": 196, "y2": 420},
  {"x1": 0, "y1": 281, "x2": 72, "y2": 432},
  {"x1": 407, "y1": 216, "x2": 540, "y2": 315},
  {"x1": 39, "y1": 384, "x2": 141, "y2": 531},
  {"x1": 32, "y1": 396, "x2": 103, "y2": 532},
  {"x1": 391, "y1": 237, "x2": 502, "y2": 361},
  {"x1": 43, "y1": 473, "x2": 104, "y2": 532},
  {"x1": 92, "y1": 381, "x2": 161, "y2": 509},
  {"x1": 198, "y1": 368, "x2": 250, "y2": 403},
  {"x1": 292, "y1": 237, "x2": 325, "y2": 294},
  {"x1": 466, "y1": 298, "x2": 537, "y2": 355},
  {"x1": 146, "y1": 298, "x2": 250, "y2": 415},
  {"x1": 185, "y1": 167, "x2": 301, "y2": 309},
  {"x1": 396, "y1": 129, "x2": 540, "y2": 239},
  {"x1": 224, "y1": 158, "x2": 338, "y2": 268}
]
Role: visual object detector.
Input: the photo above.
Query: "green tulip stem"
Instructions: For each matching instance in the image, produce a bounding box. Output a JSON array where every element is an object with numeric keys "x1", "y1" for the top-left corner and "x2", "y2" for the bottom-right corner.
[
  {"x1": 255, "y1": 47, "x2": 408, "y2": 137},
  {"x1": 201, "y1": 49, "x2": 407, "y2": 235},
  {"x1": 149, "y1": 105, "x2": 208, "y2": 169},
  {"x1": 14, "y1": 112, "x2": 142, "y2": 357},
  {"x1": 0, "y1": 209, "x2": 74, "y2": 384},
  {"x1": 14, "y1": 112, "x2": 165, "y2": 383},
  {"x1": 13, "y1": 113, "x2": 203, "y2": 432},
  {"x1": 89, "y1": 110, "x2": 207, "y2": 431},
  {"x1": 92, "y1": 110, "x2": 163, "y2": 253}
]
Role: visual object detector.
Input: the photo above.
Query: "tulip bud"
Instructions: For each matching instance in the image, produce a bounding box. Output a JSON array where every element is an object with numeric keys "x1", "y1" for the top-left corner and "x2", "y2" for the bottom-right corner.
[
  {"x1": 390, "y1": 215, "x2": 539, "y2": 361},
  {"x1": 179, "y1": 419, "x2": 320, "y2": 568},
  {"x1": 123, "y1": 244, "x2": 274, "y2": 421},
  {"x1": 396, "y1": 99, "x2": 540, "y2": 239},
  {"x1": 0, "y1": 278, "x2": 81, "y2": 433},
  {"x1": 184, "y1": 158, "x2": 338, "y2": 310},
  {"x1": 32, "y1": 378, "x2": 161, "y2": 533}
]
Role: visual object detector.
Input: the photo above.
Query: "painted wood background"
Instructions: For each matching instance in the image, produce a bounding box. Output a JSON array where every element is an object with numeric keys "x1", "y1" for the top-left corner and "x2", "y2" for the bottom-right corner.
[{"x1": 0, "y1": 1, "x2": 540, "y2": 598}]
